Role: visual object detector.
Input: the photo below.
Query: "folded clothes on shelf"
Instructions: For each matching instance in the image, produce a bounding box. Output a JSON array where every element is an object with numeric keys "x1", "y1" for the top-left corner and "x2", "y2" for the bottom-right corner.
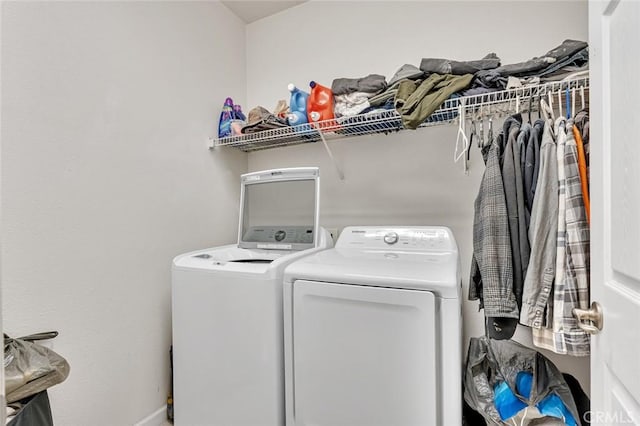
[
  {"x1": 241, "y1": 106, "x2": 289, "y2": 134},
  {"x1": 334, "y1": 92, "x2": 372, "y2": 117},
  {"x1": 331, "y1": 73, "x2": 387, "y2": 96},
  {"x1": 420, "y1": 53, "x2": 501, "y2": 75},
  {"x1": 370, "y1": 64, "x2": 425, "y2": 108},
  {"x1": 474, "y1": 39, "x2": 588, "y2": 90},
  {"x1": 330, "y1": 74, "x2": 389, "y2": 119},
  {"x1": 388, "y1": 64, "x2": 424, "y2": 86}
]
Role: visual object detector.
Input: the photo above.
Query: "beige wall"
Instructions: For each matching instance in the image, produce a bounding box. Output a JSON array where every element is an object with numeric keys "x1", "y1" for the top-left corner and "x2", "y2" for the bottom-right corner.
[{"x1": 1, "y1": 2, "x2": 247, "y2": 424}]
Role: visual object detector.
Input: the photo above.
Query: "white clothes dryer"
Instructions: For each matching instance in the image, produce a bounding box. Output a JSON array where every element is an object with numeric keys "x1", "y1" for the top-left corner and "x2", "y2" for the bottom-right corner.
[
  {"x1": 283, "y1": 226, "x2": 462, "y2": 426},
  {"x1": 172, "y1": 168, "x2": 333, "y2": 426}
]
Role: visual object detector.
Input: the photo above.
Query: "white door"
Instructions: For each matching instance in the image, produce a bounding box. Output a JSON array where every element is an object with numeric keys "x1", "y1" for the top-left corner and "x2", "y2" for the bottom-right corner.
[
  {"x1": 589, "y1": 1, "x2": 640, "y2": 424},
  {"x1": 291, "y1": 280, "x2": 437, "y2": 426}
]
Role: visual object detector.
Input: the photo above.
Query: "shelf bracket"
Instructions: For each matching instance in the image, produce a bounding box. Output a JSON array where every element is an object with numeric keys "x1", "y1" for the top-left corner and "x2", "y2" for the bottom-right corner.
[{"x1": 317, "y1": 129, "x2": 345, "y2": 180}]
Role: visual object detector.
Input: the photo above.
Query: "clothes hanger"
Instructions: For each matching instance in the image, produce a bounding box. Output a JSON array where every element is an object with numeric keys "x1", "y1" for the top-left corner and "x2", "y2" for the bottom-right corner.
[
  {"x1": 540, "y1": 97, "x2": 554, "y2": 121},
  {"x1": 528, "y1": 91, "x2": 534, "y2": 123},
  {"x1": 466, "y1": 116, "x2": 475, "y2": 169},
  {"x1": 537, "y1": 93, "x2": 542, "y2": 120},
  {"x1": 467, "y1": 114, "x2": 478, "y2": 149},
  {"x1": 557, "y1": 89, "x2": 563, "y2": 119},
  {"x1": 571, "y1": 88, "x2": 576, "y2": 119},
  {"x1": 487, "y1": 116, "x2": 494, "y2": 147},
  {"x1": 580, "y1": 86, "x2": 585, "y2": 111},
  {"x1": 454, "y1": 100, "x2": 469, "y2": 172},
  {"x1": 478, "y1": 108, "x2": 485, "y2": 148},
  {"x1": 565, "y1": 87, "x2": 571, "y2": 119},
  {"x1": 541, "y1": 97, "x2": 557, "y2": 139}
]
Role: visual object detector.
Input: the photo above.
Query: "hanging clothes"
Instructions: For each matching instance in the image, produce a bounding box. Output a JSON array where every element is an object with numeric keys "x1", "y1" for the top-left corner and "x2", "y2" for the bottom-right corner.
[
  {"x1": 469, "y1": 91, "x2": 591, "y2": 356},
  {"x1": 524, "y1": 119, "x2": 545, "y2": 216},
  {"x1": 520, "y1": 119, "x2": 558, "y2": 328},
  {"x1": 572, "y1": 125, "x2": 590, "y2": 223},
  {"x1": 502, "y1": 115, "x2": 531, "y2": 312},
  {"x1": 513, "y1": 123, "x2": 532, "y2": 282},
  {"x1": 533, "y1": 119, "x2": 590, "y2": 357},
  {"x1": 471, "y1": 113, "x2": 541, "y2": 340},
  {"x1": 574, "y1": 110, "x2": 590, "y2": 177},
  {"x1": 517, "y1": 123, "x2": 534, "y2": 232},
  {"x1": 469, "y1": 133, "x2": 518, "y2": 323}
]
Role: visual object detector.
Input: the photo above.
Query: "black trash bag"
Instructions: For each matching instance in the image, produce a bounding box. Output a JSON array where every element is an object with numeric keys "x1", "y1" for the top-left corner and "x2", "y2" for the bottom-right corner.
[
  {"x1": 563, "y1": 373, "x2": 590, "y2": 425},
  {"x1": 7, "y1": 390, "x2": 54, "y2": 426},
  {"x1": 464, "y1": 336, "x2": 581, "y2": 426},
  {"x1": 4, "y1": 332, "x2": 70, "y2": 404}
]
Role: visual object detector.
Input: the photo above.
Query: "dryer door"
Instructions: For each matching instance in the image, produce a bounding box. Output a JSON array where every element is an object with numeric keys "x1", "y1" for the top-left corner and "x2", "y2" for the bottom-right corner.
[{"x1": 291, "y1": 280, "x2": 438, "y2": 426}]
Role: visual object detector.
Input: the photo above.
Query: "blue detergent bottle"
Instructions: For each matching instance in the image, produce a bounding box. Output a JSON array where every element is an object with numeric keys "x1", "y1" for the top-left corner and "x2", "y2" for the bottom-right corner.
[
  {"x1": 218, "y1": 97, "x2": 235, "y2": 138},
  {"x1": 287, "y1": 84, "x2": 309, "y2": 126}
]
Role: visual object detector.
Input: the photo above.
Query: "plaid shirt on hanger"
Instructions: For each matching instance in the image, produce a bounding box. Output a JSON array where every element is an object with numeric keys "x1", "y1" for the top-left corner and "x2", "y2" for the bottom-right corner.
[
  {"x1": 469, "y1": 135, "x2": 518, "y2": 319},
  {"x1": 533, "y1": 119, "x2": 590, "y2": 356}
]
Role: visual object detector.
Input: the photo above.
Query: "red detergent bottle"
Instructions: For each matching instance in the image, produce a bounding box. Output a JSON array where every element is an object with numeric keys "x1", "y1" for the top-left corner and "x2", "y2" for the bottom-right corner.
[{"x1": 307, "y1": 81, "x2": 336, "y2": 129}]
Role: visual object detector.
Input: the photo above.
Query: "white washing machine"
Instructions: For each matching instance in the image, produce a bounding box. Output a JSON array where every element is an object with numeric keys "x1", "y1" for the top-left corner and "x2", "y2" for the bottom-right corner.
[
  {"x1": 172, "y1": 167, "x2": 333, "y2": 426},
  {"x1": 283, "y1": 226, "x2": 462, "y2": 426}
]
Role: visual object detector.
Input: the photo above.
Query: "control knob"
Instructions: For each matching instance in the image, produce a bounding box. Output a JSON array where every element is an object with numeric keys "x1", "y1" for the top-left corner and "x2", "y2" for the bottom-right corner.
[{"x1": 383, "y1": 232, "x2": 399, "y2": 245}]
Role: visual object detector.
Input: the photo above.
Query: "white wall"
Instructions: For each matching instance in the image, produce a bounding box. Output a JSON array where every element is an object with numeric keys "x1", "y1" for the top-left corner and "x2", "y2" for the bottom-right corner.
[
  {"x1": 1, "y1": 2, "x2": 247, "y2": 424},
  {"x1": 247, "y1": 1, "x2": 592, "y2": 391}
]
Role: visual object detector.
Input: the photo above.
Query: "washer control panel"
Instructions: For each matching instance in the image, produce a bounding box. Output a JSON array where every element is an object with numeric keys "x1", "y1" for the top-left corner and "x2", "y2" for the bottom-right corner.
[
  {"x1": 242, "y1": 226, "x2": 314, "y2": 247},
  {"x1": 336, "y1": 227, "x2": 456, "y2": 251},
  {"x1": 383, "y1": 232, "x2": 399, "y2": 245}
]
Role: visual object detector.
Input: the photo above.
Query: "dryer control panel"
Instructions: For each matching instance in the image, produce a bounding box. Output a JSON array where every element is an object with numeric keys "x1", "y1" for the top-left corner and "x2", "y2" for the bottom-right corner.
[{"x1": 335, "y1": 226, "x2": 457, "y2": 252}]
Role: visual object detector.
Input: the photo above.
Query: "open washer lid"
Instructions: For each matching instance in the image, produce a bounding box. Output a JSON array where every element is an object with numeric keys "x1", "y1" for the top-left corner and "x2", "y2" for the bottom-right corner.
[{"x1": 238, "y1": 167, "x2": 320, "y2": 251}]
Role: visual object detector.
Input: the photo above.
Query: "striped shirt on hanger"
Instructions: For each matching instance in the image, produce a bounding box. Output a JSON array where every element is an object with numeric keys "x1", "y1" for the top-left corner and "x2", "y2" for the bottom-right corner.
[{"x1": 533, "y1": 119, "x2": 590, "y2": 356}]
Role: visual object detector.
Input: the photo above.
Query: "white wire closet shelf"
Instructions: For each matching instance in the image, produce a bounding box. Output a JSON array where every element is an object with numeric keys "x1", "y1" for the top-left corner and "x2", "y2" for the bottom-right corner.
[{"x1": 211, "y1": 75, "x2": 589, "y2": 152}]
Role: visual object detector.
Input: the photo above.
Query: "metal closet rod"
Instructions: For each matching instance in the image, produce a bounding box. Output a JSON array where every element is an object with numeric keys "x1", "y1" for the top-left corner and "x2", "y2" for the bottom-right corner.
[
  {"x1": 455, "y1": 77, "x2": 590, "y2": 120},
  {"x1": 454, "y1": 76, "x2": 589, "y2": 174}
]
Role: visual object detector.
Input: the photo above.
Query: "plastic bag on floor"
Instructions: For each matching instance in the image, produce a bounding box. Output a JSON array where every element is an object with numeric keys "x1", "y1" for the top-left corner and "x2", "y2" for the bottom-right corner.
[
  {"x1": 464, "y1": 336, "x2": 580, "y2": 425},
  {"x1": 7, "y1": 390, "x2": 54, "y2": 426},
  {"x1": 4, "y1": 332, "x2": 70, "y2": 404}
]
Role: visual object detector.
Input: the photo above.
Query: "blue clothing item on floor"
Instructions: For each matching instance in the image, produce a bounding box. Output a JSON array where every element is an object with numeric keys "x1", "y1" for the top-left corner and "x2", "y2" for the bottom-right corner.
[
  {"x1": 516, "y1": 371, "x2": 533, "y2": 399},
  {"x1": 494, "y1": 381, "x2": 527, "y2": 421},
  {"x1": 503, "y1": 370, "x2": 577, "y2": 426},
  {"x1": 538, "y1": 393, "x2": 578, "y2": 426}
]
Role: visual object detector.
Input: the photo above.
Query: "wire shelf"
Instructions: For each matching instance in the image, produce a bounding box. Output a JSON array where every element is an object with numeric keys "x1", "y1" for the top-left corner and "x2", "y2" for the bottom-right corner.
[{"x1": 211, "y1": 76, "x2": 589, "y2": 152}]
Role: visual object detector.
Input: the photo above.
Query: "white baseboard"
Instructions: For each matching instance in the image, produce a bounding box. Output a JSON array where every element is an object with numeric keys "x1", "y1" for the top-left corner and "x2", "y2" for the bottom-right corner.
[{"x1": 134, "y1": 405, "x2": 167, "y2": 426}]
